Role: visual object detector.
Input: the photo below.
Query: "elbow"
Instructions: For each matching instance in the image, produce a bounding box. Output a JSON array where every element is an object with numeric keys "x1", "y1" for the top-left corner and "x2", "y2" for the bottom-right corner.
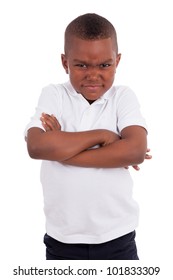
[
  {"x1": 27, "y1": 142, "x2": 41, "y2": 159},
  {"x1": 131, "y1": 148, "x2": 146, "y2": 165},
  {"x1": 26, "y1": 128, "x2": 45, "y2": 159},
  {"x1": 135, "y1": 153, "x2": 145, "y2": 165}
]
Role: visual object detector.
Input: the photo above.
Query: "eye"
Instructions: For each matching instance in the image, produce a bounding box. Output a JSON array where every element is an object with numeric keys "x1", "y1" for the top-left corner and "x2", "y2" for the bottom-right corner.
[
  {"x1": 99, "y1": 63, "x2": 111, "y2": 68},
  {"x1": 75, "y1": 64, "x2": 87, "y2": 68}
]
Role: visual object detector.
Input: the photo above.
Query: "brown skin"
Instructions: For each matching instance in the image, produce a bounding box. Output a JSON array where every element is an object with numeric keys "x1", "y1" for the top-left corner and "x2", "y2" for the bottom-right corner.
[
  {"x1": 39, "y1": 113, "x2": 151, "y2": 169},
  {"x1": 27, "y1": 36, "x2": 150, "y2": 168},
  {"x1": 61, "y1": 37, "x2": 121, "y2": 102},
  {"x1": 27, "y1": 126, "x2": 119, "y2": 162}
]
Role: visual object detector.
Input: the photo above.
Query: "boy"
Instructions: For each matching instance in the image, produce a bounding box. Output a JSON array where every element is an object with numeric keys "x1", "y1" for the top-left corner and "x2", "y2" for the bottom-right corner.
[{"x1": 25, "y1": 13, "x2": 149, "y2": 260}]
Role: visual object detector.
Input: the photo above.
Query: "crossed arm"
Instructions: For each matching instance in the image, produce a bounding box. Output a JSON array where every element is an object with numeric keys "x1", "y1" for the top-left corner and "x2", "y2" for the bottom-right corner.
[{"x1": 26, "y1": 113, "x2": 150, "y2": 168}]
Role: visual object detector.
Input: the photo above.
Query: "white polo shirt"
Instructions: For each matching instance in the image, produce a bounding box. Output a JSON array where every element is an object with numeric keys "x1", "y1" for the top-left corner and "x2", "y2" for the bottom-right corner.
[{"x1": 25, "y1": 81, "x2": 147, "y2": 244}]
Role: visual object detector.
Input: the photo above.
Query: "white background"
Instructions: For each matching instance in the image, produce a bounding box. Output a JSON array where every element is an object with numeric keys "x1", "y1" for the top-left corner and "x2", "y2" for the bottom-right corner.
[{"x1": 0, "y1": 0, "x2": 172, "y2": 277}]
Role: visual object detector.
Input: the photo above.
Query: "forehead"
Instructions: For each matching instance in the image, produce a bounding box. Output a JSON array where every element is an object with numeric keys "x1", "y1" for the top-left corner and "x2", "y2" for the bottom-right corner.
[{"x1": 66, "y1": 37, "x2": 117, "y2": 61}]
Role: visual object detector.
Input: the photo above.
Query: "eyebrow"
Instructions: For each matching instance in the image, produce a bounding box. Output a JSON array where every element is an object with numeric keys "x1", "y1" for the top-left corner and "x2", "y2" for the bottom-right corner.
[{"x1": 73, "y1": 59, "x2": 114, "y2": 65}]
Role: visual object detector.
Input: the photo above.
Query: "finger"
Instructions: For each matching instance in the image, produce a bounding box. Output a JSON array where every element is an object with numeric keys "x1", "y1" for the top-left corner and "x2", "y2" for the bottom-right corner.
[
  {"x1": 145, "y1": 154, "x2": 152, "y2": 159},
  {"x1": 40, "y1": 117, "x2": 51, "y2": 131},
  {"x1": 40, "y1": 115, "x2": 53, "y2": 131},
  {"x1": 42, "y1": 113, "x2": 61, "y2": 130},
  {"x1": 51, "y1": 114, "x2": 61, "y2": 129},
  {"x1": 41, "y1": 114, "x2": 57, "y2": 130},
  {"x1": 132, "y1": 165, "x2": 140, "y2": 171}
]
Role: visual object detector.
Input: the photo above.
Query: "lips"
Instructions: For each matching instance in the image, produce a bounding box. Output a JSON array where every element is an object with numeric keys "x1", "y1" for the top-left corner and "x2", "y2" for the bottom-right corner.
[
  {"x1": 83, "y1": 84, "x2": 102, "y2": 90},
  {"x1": 83, "y1": 84, "x2": 102, "y2": 87}
]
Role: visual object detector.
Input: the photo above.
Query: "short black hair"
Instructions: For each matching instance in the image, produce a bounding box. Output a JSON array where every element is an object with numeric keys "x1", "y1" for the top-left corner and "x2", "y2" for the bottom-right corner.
[{"x1": 64, "y1": 13, "x2": 118, "y2": 54}]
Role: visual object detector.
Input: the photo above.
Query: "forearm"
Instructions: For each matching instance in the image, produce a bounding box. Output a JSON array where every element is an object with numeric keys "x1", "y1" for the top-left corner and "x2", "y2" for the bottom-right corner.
[
  {"x1": 63, "y1": 126, "x2": 147, "y2": 168},
  {"x1": 27, "y1": 128, "x2": 110, "y2": 161},
  {"x1": 63, "y1": 138, "x2": 146, "y2": 168}
]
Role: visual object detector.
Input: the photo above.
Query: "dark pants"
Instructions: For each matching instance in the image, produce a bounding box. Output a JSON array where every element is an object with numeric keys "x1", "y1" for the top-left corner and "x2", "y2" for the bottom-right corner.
[{"x1": 44, "y1": 231, "x2": 139, "y2": 260}]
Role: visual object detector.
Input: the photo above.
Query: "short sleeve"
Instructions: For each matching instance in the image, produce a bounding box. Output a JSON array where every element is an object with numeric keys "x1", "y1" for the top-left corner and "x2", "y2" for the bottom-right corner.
[
  {"x1": 24, "y1": 84, "x2": 62, "y2": 137},
  {"x1": 116, "y1": 87, "x2": 147, "y2": 134}
]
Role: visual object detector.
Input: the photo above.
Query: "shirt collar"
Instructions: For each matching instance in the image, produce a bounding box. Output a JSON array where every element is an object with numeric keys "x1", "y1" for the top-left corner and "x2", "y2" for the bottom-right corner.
[{"x1": 63, "y1": 80, "x2": 115, "y2": 103}]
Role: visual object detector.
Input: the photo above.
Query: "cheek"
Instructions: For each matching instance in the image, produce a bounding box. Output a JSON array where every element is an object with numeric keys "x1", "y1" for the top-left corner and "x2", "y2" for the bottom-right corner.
[
  {"x1": 69, "y1": 69, "x2": 116, "y2": 84},
  {"x1": 69, "y1": 70, "x2": 83, "y2": 81},
  {"x1": 68, "y1": 72, "x2": 81, "y2": 90},
  {"x1": 104, "y1": 70, "x2": 116, "y2": 81}
]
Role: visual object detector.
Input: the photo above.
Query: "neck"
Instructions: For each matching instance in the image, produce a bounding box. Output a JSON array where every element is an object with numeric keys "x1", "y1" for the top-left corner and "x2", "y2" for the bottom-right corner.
[{"x1": 86, "y1": 99, "x2": 96, "y2": 104}]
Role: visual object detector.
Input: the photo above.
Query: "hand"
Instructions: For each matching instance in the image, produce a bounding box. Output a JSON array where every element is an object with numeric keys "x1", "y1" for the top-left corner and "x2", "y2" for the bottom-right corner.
[
  {"x1": 144, "y1": 148, "x2": 152, "y2": 160},
  {"x1": 125, "y1": 148, "x2": 152, "y2": 171},
  {"x1": 102, "y1": 130, "x2": 120, "y2": 146},
  {"x1": 40, "y1": 113, "x2": 61, "y2": 131}
]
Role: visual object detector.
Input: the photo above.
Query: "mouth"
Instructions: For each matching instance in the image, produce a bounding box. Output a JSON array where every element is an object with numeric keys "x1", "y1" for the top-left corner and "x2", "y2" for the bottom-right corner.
[{"x1": 83, "y1": 84, "x2": 102, "y2": 91}]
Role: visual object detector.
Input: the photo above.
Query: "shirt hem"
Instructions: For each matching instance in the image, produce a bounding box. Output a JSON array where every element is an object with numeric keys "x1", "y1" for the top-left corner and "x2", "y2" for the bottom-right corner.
[{"x1": 46, "y1": 223, "x2": 139, "y2": 244}]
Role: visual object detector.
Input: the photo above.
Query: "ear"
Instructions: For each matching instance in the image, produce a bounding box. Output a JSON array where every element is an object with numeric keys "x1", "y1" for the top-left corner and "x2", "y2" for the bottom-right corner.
[
  {"x1": 61, "y1": 54, "x2": 69, "y2": 74},
  {"x1": 116, "y1": 53, "x2": 121, "y2": 67}
]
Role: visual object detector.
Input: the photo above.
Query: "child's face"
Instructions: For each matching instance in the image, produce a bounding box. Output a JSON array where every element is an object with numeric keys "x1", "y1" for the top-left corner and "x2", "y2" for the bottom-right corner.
[{"x1": 61, "y1": 37, "x2": 121, "y2": 102}]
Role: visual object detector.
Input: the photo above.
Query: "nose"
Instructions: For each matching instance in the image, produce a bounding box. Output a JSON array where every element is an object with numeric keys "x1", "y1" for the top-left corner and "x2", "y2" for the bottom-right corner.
[{"x1": 86, "y1": 66, "x2": 100, "y2": 80}]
